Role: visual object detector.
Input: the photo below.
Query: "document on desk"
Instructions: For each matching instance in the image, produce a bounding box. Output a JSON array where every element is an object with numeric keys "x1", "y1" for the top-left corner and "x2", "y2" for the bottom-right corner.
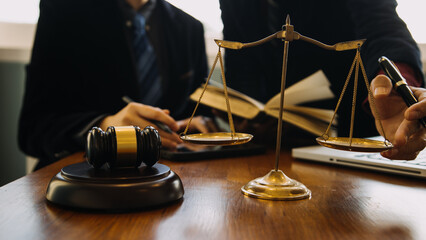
[{"x1": 292, "y1": 137, "x2": 426, "y2": 178}]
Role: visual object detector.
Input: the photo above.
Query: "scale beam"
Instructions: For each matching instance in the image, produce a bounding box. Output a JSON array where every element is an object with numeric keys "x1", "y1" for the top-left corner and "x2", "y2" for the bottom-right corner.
[{"x1": 215, "y1": 33, "x2": 365, "y2": 52}]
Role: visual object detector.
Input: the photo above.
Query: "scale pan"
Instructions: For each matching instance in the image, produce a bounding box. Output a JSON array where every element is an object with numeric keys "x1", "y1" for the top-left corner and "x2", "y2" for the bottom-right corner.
[
  {"x1": 316, "y1": 137, "x2": 393, "y2": 152},
  {"x1": 180, "y1": 132, "x2": 253, "y2": 145}
]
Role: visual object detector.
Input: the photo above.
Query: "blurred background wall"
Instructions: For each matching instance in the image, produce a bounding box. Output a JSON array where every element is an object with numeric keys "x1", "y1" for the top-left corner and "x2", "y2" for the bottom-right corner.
[{"x1": 0, "y1": 21, "x2": 36, "y2": 186}]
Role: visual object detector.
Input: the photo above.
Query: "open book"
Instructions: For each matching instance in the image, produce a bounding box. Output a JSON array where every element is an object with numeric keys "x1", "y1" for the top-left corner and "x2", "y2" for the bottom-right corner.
[{"x1": 190, "y1": 70, "x2": 336, "y2": 136}]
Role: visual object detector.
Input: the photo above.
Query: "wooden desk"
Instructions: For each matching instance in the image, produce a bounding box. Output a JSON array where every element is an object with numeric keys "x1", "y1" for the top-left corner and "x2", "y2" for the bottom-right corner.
[{"x1": 1, "y1": 151, "x2": 425, "y2": 240}]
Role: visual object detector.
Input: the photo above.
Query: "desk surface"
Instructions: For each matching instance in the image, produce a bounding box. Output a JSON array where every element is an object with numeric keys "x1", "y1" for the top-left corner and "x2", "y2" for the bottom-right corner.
[{"x1": 1, "y1": 150, "x2": 425, "y2": 240}]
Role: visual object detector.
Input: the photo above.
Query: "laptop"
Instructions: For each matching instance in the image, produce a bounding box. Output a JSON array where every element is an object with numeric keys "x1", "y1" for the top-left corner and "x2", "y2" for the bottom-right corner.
[{"x1": 292, "y1": 137, "x2": 426, "y2": 178}]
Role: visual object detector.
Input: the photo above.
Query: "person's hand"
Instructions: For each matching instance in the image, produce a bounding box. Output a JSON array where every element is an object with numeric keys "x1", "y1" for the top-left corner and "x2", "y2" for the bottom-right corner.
[
  {"x1": 369, "y1": 75, "x2": 426, "y2": 160},
  {"x1": 210, "y1": 109, "x2": 256, "y2": 133},
  {"x1": 177, "y1": 116, "x2": 219, "y2": 134},
  {"x1": 99, "y1": 102, "x2": 182, "y2": 149}
]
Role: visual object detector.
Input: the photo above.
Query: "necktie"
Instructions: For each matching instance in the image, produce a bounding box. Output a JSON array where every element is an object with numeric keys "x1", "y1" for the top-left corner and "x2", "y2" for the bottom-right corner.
[{"x1": 133, "y1": 13, "x2": 162, "y2": 105}]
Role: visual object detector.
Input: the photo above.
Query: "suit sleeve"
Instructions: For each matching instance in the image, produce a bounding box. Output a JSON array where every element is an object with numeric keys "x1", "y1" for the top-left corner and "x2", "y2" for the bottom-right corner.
[
  {"x1": 346, "y1": 0, "x2": 424, "y2": 86},
  {"x1": 18, "y1": 0, "x2": 106, "y2": 164}
]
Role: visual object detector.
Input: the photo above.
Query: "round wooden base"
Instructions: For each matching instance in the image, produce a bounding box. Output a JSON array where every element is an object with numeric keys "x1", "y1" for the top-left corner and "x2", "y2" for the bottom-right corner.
[{"x1": 46, "y1": 162, "x2": 184, "y2": 211}]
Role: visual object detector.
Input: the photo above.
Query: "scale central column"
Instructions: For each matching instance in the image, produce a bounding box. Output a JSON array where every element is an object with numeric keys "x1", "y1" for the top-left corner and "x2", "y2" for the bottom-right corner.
[{"x1": 241, "y1": 16, "x2": 311, "y2": 200}]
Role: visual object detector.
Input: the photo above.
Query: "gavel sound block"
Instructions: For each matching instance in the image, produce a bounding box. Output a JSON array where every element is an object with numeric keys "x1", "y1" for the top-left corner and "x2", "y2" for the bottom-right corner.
[{"x1": 45, "y1": 126, "x2": 184, "y2": 211}]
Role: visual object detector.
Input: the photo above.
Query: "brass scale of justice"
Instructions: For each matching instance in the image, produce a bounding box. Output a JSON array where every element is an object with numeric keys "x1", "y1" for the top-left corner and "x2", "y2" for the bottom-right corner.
[{"x1": 180, "y1": 16, "x2": 393, "y2": 200}]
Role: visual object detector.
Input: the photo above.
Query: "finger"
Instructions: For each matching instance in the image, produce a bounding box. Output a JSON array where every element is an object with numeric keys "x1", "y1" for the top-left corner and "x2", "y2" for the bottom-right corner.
[
  {"x1": 381, "y1": 142, "x2": 424, "y2": 160},
  {"x1": 369, "y1": 75, "x2": 395, "y2": 120},
  {"x1": 192, "y1": 118, "x2": 209, "y2": 133},
  {"x1": 369, "y1": 75, "x2": 407, "y2": 121},
  {"x1": 177, "y1": 116, "x2": 216, "y2": 133},
  {"x1": 370, "y1": 75, "x2": 393, "y2": 99},
  {"x1": 204, "y1": 117, "x2": 219, "y2": 132},
  {"x1": 410, "y1": 86, "x2": 426, "y2": 101},
  {"x1": 128, "y1": 103, "x2": 179, "y2": 131},
  {"x1": 162, "y1": 109, "x2": 171, "y2": 115},
  {"x1": 385, "y1": 129, "x2": 426, "y2": 160},
  {"x1": 161, "y1": 137, "x2": 179, "y2": 150},
  {"x1": 157, "y1": 129, "x2": 182, "y2": 144},
  {"x1": 177, "y1": 119, "x2": 189, "y2": 132},
  {"x1": 405, "y1": 87, "x2": 426, "y2": 121},
  {"x1": 393, "y1": 119, "x2": 422, "y2": 146},
  {"x1": 381, "y1": 148, "x2": 419, "y2": 160}
]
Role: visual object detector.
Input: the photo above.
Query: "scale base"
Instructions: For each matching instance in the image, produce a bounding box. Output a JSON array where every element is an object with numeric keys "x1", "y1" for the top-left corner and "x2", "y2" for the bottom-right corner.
[
  {"x1": 46, "y1": 162, "x2": 184, "y2": 211},
  {"x1": 241, "y1": 169, "x2": 311, "y2": 200}
]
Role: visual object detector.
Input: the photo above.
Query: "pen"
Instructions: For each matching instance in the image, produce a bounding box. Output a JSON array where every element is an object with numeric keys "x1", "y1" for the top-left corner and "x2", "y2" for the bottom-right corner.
[
  {"x1": 378, "y1": 56, "x2": 426, "y2": 128},
  {"x1": 121, "y1": 96, "x2": 174, "y2": 133}
]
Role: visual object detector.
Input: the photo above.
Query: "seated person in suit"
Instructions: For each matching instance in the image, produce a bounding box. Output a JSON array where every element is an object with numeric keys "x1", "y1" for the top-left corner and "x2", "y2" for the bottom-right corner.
[
  {"x1": 18, "y1": 0, "x2": 211, "y2": 169},
  {"x1": 219, "y1": 0, "x2": 425, "y2": 160}
]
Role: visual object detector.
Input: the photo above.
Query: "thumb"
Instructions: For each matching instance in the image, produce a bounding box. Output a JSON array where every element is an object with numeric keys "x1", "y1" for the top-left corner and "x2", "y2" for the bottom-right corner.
[
  {"x1": 370, "y1": 75, "x2": 393, "y2": 99},
  {"x1": 369, "y1": 75, "x2": 393, "y2": 119}
]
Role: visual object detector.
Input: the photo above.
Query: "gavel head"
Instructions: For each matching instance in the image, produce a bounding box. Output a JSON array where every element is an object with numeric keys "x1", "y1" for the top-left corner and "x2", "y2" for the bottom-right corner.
[{"x1": 86, "y1": 126, "x2": 161, "y2": 169}]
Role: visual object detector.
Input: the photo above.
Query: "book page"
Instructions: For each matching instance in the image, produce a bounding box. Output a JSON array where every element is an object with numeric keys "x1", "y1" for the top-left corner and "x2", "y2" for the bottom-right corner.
[
  {"x1": 265, "y1": 70, "x2": 334, "y2": 108},
  {"x1": 207, "y1": 82, "x2": 265, "y2": 110},
  {"x1": 283, "y1": 105, "x2": 337, "y2": 125},
  {"x1": 189, "y1": 85, "x2": 263, "y2": 119},
  {"x1": 265, "y1": 108, "x2": 331, "y2": 136}
]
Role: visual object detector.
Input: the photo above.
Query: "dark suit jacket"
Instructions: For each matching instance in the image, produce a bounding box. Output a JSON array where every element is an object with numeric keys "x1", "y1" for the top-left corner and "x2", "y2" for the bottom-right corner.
[
  {"x1": 18, "y1": 0, "x2": 207, "y2": 168},
  {"x1": 220, "y1": 0, "x2": 424, "y2": 138}
]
